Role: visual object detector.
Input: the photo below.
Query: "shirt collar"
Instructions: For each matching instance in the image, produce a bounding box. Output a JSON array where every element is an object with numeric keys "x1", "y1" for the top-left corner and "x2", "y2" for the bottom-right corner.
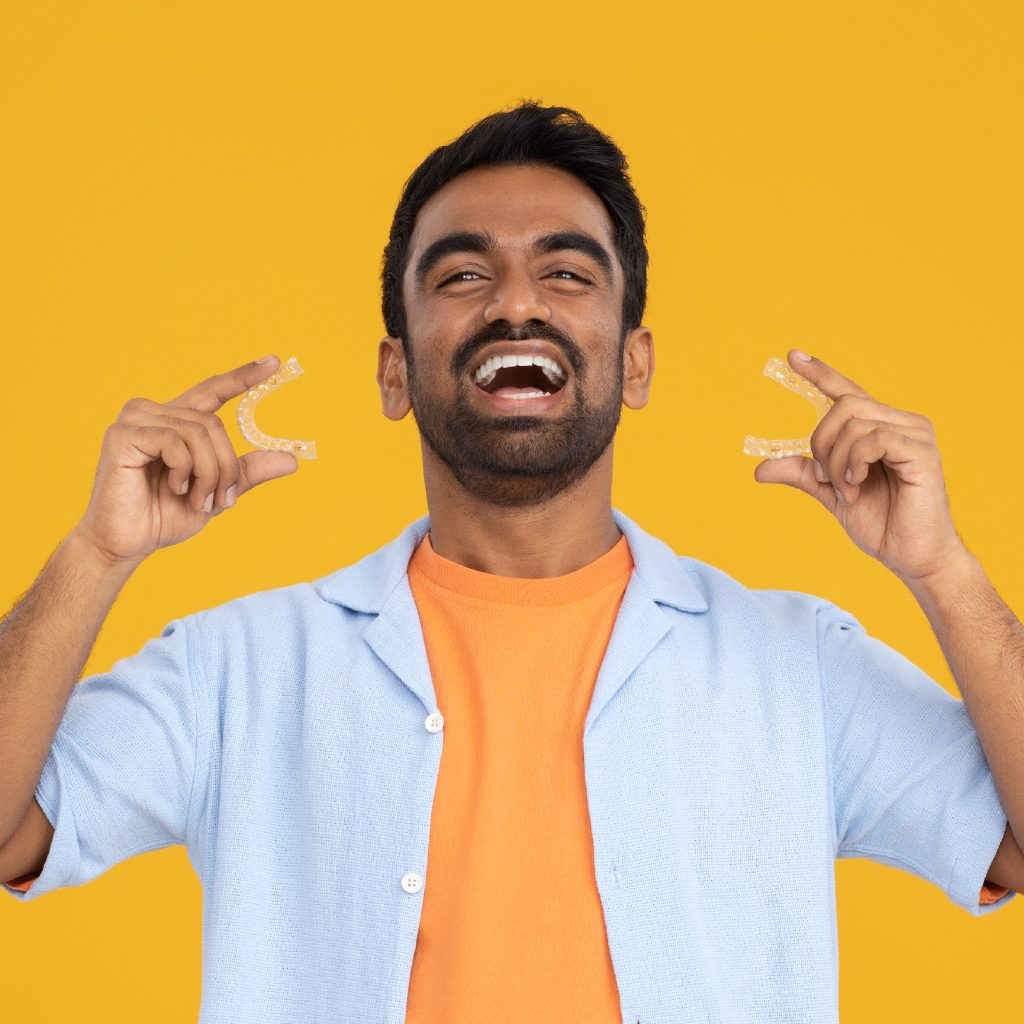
[{"x1": 313, "y1": 507, "x2": 709, "y2": 615}]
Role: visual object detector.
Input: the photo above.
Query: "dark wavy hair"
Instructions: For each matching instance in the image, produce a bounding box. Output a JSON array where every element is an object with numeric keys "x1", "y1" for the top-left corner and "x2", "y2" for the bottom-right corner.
[{"x1": 380, "y1": 99, "x2": 649, "y2": 346}]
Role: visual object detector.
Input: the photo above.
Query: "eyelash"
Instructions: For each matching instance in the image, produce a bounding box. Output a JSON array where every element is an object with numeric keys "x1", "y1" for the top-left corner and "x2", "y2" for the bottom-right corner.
[{"x1": 438, "y1": 270, "x2": 592, "y2": 287}]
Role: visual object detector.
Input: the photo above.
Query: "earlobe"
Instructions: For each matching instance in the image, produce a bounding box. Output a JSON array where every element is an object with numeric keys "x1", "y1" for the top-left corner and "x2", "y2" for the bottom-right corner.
[
  {"x1": 377, "y1": 337, "x2": 412, "y2": 420},
  {"x1": 621, "y1": 327, "x2": 654, "y2": 410}
]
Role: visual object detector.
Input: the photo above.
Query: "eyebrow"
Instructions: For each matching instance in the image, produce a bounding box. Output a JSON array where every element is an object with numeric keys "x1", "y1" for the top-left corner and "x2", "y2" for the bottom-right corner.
[{"x1": 413, "y1": 229, "x2": 615, "y2": 289}]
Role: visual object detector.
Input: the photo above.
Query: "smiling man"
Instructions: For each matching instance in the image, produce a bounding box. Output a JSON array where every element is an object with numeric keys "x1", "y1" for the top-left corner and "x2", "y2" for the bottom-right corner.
[
  {"x1": 2, "y1": 101, "x2": 1023, "y2": 1024},
  {"x1": 378, "y1": 155, "x2": 648, "y2": 571}
]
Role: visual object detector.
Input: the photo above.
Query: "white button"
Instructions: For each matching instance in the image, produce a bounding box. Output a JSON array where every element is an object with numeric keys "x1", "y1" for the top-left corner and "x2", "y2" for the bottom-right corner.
[
  {"x1": 424, "y1": 711, "x2": 444, "y2": 733},
  {"x1": 401, "y1": 872, "x2": 422, "y2": 893}
]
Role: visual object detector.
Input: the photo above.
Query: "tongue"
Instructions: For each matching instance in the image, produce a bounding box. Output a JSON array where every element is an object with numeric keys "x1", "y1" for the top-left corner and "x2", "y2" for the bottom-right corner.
[{"x1": 492, "y1": 386, "x2": 546, "y2": 397}]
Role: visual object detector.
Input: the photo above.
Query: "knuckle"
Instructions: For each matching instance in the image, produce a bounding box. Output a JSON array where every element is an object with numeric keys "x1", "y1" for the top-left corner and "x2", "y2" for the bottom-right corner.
[
  {"x1": 117, "y1": 397, "x2": 145, "y2": 421},
  {"x1": 180, "y1": 417, "x2": 214, "y2": 445},
  {"x1": 102, "y1": 423, "x2": 127, "y2": 449},
  {"x1": 165, "y1": 413, "x2": 197, "y2": 433}
]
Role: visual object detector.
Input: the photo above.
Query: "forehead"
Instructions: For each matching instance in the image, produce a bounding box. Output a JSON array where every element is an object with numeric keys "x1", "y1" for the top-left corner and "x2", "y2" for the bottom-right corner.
[{"x1": 406, "y1": 163, "x2": 617, "y2": 268}]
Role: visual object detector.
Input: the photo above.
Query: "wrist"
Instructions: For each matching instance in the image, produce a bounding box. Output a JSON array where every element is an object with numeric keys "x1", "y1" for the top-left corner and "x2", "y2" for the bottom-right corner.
[
  {"x1": 899, "y1": 545, "x2": 984, "y2": 605},
  {"x1": 63, "y1": 526, "x2": 145, "y2": 580}
]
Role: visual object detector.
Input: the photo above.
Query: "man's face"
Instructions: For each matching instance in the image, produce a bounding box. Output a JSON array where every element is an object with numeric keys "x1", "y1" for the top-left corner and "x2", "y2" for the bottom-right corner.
[{"x1": 378, "y1": 162, "x2": 652, "y2": 508}]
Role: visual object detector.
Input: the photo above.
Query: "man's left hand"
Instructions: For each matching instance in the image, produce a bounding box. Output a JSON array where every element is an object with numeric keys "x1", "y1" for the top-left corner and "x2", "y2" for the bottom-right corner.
[{"x1": 753, "y1": 349, "x2": 968, "y2": 583}]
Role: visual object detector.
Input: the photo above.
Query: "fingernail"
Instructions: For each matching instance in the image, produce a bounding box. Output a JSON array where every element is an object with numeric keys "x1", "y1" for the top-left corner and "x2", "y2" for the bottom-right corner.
[
  {"x1": 793, "y1": 349, "x2": 813, "y2": 362},
  {"x1": 202, "y1": 493, "x2": 214, "y2": 513},
  {"x1": 178, "y1": 478, "x2": 190, "y2": 495},
  {"x1": 255, "y1": 354, "x2": 276, "y2": 364},
  {"x1": 833, "y1": 486, "x2": 844, "y2": 504},
  {"x1": 225, "y1": 485, "x2": 237, "y2": 508},
  {"x1": 845, "y1": 468, "x2": 854, "y2": 484},
  {"x1": 813, "y1": 460, "x2": 828, "y2": 483}
]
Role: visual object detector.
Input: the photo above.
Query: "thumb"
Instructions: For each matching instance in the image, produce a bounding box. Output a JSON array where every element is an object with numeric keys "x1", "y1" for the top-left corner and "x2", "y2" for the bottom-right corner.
[
  {"x1": 235, "y1": 450, "x2": 299, "y2": 497},
  {"x1": 754, "y1": 455, "x2": 835, "y2": 508}
]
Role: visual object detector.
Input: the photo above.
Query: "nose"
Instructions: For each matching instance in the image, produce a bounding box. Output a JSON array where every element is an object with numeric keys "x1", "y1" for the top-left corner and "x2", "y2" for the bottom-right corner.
[{"x1": 482, "y1": 268, "x2": 553, "y2": 327}]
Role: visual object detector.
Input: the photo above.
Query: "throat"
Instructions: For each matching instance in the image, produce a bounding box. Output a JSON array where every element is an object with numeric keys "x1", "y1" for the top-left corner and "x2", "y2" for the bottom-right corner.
[{"x1": 426, "y1": 510, "x2": 623, "y2": 579}]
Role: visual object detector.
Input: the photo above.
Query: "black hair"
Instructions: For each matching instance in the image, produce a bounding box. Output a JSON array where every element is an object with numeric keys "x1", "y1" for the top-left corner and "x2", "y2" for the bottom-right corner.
[{"x1": 380, "y1": 99, "x2": 648, "y2": 345}]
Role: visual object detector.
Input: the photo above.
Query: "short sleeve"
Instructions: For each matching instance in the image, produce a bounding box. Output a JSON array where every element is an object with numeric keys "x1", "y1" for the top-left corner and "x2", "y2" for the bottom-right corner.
[
  {"x1": 2, "y1": 616, "x2": 200, "y2": 903},
  {"x1": 818, "y1": 601, "x2": 1016, "y2": 917}
]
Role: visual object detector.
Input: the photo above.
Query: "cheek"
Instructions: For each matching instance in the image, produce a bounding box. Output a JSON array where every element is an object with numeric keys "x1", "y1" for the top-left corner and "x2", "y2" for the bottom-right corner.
[{"x1": 407, "y1": 332, "x2": 459, "y2": 391}]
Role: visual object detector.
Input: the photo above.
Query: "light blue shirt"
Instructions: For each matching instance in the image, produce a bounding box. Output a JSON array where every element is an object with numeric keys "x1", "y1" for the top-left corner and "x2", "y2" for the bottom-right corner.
[{"x1": 4, "y1": 509, "x2": 1014, "y2": 1022}]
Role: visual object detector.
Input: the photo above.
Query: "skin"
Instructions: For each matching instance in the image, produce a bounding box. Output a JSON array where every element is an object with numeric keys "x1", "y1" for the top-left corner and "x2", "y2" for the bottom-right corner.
[{"x1": 376, "y1": 163, "x2": 654, "y2": 579}]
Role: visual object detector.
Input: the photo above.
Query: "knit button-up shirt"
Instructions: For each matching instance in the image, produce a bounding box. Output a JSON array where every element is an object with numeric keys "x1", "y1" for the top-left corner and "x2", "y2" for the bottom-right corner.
[{"x1": 3, "y1": 509, "x2": 1014, "y2": 1023}]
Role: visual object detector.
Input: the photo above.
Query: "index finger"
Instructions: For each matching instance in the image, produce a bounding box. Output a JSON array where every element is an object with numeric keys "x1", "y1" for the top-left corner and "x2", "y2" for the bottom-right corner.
[
  {"x1": 168, "y1": 355, "x2": 281, "y2": 413},
  {"x1": 786, "y1": 349, "x2": 872, "y2": 402}
]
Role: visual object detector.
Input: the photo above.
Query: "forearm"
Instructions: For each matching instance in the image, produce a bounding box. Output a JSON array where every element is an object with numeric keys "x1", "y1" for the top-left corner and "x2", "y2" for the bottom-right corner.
[
  {"x1": 0, "y1": 529, "x2": 140, "y2": 846},
  {"x1": 904, "y1": 548, "x2": 1024, "y2": 850}
]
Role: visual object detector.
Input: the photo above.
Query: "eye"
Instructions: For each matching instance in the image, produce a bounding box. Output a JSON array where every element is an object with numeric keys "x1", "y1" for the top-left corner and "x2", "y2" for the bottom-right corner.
[
  {"x1": 549, "y1": 270, "x2": 592, "y2": 283},
  {"x1": 436, "y1": 269, "x2": 594, "y2": 288},
  {"x1": 438, "y1": 271, "x2": 482, "y2": 286}
]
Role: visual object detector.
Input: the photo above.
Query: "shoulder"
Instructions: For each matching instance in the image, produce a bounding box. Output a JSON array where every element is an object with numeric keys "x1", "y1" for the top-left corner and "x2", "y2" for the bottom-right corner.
[
  {"x1": 186, "y1": 578, "x2": 333, "y2": 628},
  {"x1": 675, "y1": 554, "x2": 864, "y2": 636},
  {"x1": 174, "y1": 562, "x2": 376, "y2": 664}
]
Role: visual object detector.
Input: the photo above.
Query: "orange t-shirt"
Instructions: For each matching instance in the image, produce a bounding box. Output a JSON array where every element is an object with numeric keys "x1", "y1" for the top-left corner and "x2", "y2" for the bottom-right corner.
[{"x1": 403, "y1": 531, "x2": 634, "y2": 1022}]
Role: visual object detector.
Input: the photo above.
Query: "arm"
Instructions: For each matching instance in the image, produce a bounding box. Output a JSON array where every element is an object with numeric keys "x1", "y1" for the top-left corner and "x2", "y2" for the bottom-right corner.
[
  {"x1": 0, "y1": 531, "x2": 139, "y2": 848},
  {"x1": 1, "y1": 354, "x2": 295, "y2": 851},
  {"x1": 906, "y1": 549, "x2": 1024, "y2": 894},
  {"x1": 753, "y1": 352, "x2": 1023, "y2": 899}
]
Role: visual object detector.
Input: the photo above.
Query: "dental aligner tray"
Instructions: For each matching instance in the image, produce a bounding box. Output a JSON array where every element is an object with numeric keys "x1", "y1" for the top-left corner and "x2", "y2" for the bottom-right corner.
[
  {"x1": 743, "y1": 357, "x2": 833, "y2": 459},
  {"x1": 237, "y1": 356, "x2": 318, "y2": 459}
]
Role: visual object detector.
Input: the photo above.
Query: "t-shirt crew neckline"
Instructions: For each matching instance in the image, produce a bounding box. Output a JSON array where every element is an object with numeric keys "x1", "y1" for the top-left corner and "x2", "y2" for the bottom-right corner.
[{"x1": 408, "y1": 531, "x2": 634, "y2": 607}]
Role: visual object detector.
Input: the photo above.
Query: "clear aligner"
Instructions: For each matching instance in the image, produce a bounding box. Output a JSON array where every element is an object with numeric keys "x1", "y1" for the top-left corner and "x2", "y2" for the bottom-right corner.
[
  {"x1": 237, "y1": 356, "x2": 318, "y2": 460},
  {"x1": 743, "y1": 357, "x2": 834, "y2": 459}
]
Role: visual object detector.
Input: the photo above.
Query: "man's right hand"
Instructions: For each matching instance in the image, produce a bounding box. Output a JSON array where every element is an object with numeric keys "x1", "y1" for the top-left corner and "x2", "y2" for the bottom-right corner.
[{"x1": 72, "y1": 355, "x2": 299, "y2": 568}]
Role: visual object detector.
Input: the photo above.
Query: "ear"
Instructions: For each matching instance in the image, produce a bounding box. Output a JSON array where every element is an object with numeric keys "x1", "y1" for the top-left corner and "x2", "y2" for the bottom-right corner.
[
  {"x1": 621, "y1": 326, "x2": 654, "y2": 410},
  {"x1": 377, "y1": 336, "x2": 412, "y2": 420}
]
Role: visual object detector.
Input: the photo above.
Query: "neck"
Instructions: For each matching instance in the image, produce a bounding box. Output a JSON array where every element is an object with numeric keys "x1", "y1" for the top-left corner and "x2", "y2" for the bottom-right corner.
[{"x1": 421, "y1": 446, "x2": 621, "y2": 579}]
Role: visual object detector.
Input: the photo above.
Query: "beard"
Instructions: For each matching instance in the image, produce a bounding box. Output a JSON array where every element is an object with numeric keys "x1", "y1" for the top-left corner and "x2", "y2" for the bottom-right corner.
[{"x1": 405, "y1": 326, "x2": 624, "y2": 509}]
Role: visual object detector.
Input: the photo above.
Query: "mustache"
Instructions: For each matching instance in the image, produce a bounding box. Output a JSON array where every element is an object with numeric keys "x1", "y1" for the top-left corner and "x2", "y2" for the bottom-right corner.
[{"x1": 450, "y1": 323, "x2": 585, "y2": 379}]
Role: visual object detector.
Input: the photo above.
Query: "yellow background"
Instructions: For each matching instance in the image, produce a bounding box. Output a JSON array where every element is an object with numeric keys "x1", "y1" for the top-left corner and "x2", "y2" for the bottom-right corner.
[{"x1": 1, "y1": 1, "x2": 1021, "y2": 1019}]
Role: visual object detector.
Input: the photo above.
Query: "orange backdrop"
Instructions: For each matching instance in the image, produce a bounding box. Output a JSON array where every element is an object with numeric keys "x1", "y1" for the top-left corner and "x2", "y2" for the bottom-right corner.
[{"x1": 1, "y1": 1, "x2": 1021, "y2": 1019}]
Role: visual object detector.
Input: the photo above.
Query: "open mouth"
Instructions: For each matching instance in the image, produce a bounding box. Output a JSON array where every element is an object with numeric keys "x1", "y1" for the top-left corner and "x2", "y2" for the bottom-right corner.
[{"x1": 473, "y1": 354, "x2": 567, "y2": 399}]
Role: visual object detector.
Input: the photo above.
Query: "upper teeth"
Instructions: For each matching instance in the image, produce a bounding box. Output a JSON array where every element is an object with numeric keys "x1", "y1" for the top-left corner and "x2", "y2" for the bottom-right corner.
[{"x1": 473, "y1": 353, "x2": 567, "y2": 387}]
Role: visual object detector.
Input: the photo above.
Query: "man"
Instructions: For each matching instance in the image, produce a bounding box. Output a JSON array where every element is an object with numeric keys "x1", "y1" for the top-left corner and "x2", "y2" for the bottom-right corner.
[{"x1": 1, "y1": 101, "x2": 1022, "y2": 1022}]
